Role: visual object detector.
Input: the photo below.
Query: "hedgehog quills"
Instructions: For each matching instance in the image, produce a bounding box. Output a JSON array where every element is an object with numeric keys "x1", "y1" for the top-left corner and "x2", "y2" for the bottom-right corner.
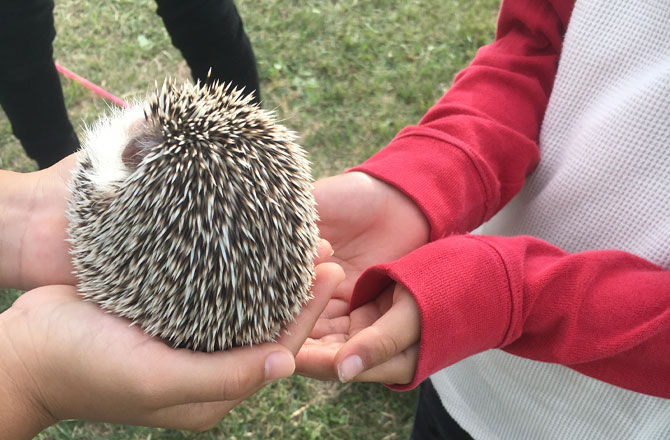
[{"x1": 67, "y1": 82, "x2": 320, "y2": 352}]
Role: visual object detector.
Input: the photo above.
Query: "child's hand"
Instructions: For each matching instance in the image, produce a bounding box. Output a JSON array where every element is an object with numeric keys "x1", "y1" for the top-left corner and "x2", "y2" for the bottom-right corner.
[
  {"x1": 312, "y1": 171, "x2": 429, "y2": 320},
  {"x1": 298, "y1": 172, "x2": 427, "y2": 381},
  {"x1": 292, "y1": 172, "x2": 427, "y2": 385},
  {"x1": 297, "y1": 282, "x2": 421, "y2": 385}
]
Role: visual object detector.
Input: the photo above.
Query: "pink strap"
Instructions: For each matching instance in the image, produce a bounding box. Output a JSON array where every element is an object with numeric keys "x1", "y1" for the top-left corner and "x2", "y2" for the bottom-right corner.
[{"x1": 55, "y1": 63, "x2": 130, "y2": 109}]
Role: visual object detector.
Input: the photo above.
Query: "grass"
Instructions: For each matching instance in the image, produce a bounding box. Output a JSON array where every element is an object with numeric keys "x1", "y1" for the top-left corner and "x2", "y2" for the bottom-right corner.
[
  {"x1": 0, "y1": 0, "x2": 500, "y2": 438},
  {"x1": 34, "y1": 380, "x2": 418, "y2": 440}
]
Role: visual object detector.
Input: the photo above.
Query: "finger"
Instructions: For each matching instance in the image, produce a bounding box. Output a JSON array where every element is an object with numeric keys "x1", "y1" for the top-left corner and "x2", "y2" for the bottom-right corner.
[
  {"x1": 348, "y1": 284, "x2": 395, "y2": 338},
  {"x1": 278, "y1": 262, "x2": 345, "y2": 354},
  {"x1": 320, "y1": 298, "x2": 349, "y2": 319},
  {"x1": 295, "y1": 338, "x2": 344, "y2": 381},
  {"x1": 334, "y1": 287, "x2": 420, "y2": 383},
  {"x1": 310, "y1": 315, "x2": 350, "y2": 339},
  {"x1": 140, "y1": 342, "x2": 295, "y2": 406},
  {"x1": 153, "y1": 262, "x2": 343, "y2": 404},
  {"x1": 348, "y1": 344, "x2": 419, "y2": 385},
  {"x1": 314, "y1": 239, "x2": 334, "y2": 265}
]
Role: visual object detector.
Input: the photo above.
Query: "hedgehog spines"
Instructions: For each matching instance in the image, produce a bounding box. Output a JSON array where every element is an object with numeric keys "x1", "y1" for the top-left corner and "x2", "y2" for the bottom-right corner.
[{"x1": 67, "y1": 80, "x2": 319, "y2": 352}]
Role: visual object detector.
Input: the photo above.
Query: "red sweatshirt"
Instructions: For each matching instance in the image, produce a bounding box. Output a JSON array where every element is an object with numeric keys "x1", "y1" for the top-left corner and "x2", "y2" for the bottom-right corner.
[{"x1": 350, "y1": 0, "x2": 670, "y2": 399}]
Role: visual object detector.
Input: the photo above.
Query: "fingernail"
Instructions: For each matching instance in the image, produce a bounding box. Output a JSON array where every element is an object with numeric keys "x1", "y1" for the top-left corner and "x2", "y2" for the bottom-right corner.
[
  {"x1": 337, "y1": 355, "x2": 364, "y2": 383},
  {"x1": 265, "y1": 351, "x2": 295, "y2": 381}
]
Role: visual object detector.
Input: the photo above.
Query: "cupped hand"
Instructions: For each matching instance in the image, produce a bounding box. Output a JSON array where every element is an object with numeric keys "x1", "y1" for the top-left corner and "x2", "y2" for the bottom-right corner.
[
  {"x1": 296, "y1": 282, "x2": 420, "y2": 385},
  {"x1": 293, "y1": 172, "x2": 428, "y2": 384},
  {"x1": 0, "y1": 246, "x2": 344, "y2": 436},
  {"x1": 311, "y1": 171, "x2": 429, "y2": 335}
]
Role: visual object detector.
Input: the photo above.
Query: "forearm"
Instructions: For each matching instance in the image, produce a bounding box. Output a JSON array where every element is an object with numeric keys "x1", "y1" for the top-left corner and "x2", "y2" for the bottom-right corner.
[
  {"x1": 351, "y1": 0, "x2": 573, "y2": 239},
  {"x1": 353, "y1": 235, "x2": 670, "y2": 397},
  {"x1": 0, "y1": 170, "x2": 33, "y2": 289},
  {"x1": 0, "y1": 309, "x2": 54, "y2": 439}
]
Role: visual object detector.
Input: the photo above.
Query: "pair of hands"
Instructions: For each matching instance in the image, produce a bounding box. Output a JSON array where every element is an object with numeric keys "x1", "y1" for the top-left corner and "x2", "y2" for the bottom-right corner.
[
  {"x1": 1, "y1": 161, "x2": 427, "y2": 436},
  {"x1": 1, "y1": 258, "x2": 341, "y2": 435},
  {"x1": 1, "y1": 157, "x2": 345, "y2": 436}
]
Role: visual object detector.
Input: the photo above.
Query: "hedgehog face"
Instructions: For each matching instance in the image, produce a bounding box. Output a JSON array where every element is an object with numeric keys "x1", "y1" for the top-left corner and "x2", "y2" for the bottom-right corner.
[
  {"x1": 67, "y1": 82, "x2": 319, "y2": 352},
  {"x1": 77, "y1": 105, "x2": 148, "y2": 191}
]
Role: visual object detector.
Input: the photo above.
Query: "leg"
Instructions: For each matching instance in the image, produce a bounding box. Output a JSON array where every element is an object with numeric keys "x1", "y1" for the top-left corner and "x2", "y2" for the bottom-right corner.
[
  {"x1": 0, "y1": 0, "x2": 79, "y2": 169},
  {"x1": 155, "y1": 0, "x2": 261, "y2": 103},
  {"x1": 410, "y1": 379, "x2": 474, "y2": 440}
]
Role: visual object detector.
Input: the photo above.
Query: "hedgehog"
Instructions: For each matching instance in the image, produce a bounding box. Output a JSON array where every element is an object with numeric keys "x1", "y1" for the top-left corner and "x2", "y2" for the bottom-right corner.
[{"x1": 66, "y1": 81, "x2": 320, "y2": 352}]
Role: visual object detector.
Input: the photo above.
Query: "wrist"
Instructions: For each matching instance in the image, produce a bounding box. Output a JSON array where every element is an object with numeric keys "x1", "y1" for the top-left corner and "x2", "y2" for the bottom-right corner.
[
  {"x1": 0, "y1": 308, "x2": 56, "y2": 438},
  {"x1": 0, "y1": 155, "x2": 76, "y2": 290},
  {"x1": 353, "y1": 171, "x2": 431, "y2": 247},
  {"x1": 377, "y1": 176, "x2": 430, "y2": 244},
  {"x1": 0, "y1": 170, "x2": 34, "y2": 289}
]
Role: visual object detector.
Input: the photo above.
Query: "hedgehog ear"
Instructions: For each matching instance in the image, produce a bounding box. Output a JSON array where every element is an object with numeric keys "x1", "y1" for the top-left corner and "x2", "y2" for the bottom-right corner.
[{"x1": 122, "y1": 132, "x2": 160, "y2": 169}]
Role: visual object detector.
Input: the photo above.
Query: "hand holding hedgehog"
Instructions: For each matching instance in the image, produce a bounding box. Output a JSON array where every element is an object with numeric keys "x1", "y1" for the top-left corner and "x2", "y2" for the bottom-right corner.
[
  {"x1": 0, "y1": 159, "x2": 343, "y2": 436},
  {"x1": 0, "y1": 81, "x2": 346, "y2": 436},
  {"x1": 0, "y1": 255, "x2": 342, "y2": 437}
]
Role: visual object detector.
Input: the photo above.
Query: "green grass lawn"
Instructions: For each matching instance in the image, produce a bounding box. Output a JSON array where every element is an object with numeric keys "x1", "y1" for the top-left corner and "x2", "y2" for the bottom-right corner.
[{"x1": 0, "y1": 0, "x2": 500, "y2": 438}]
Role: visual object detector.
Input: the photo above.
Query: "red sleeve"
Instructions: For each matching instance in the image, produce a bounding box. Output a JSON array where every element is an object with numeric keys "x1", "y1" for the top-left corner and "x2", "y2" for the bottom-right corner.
[
  {"x1": 346, "y1": 0, "x2": 670, "y2": 397},
  {"x1": 350, "y1": 0, "x2": 572, "y2": 240},
  {"x1": 352, "y1": 235, "x2": 670, "y2": 398}
]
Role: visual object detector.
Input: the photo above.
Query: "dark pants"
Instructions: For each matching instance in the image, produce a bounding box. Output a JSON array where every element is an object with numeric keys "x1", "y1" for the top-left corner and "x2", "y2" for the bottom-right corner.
[
  {"x1": 411, "y1": 380, "x2": 474, "y2": 440},
  {"x1": 0, "y1": 0, "x2": 259, "y2": 169},
  {"x1": 155, "y1": 0, "x2": 259, "y2": 101}
]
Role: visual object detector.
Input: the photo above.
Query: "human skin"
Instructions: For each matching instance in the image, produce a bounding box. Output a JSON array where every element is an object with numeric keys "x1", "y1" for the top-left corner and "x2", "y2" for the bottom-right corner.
[
  {"x1": 296, "y1": 172, "x2": 428, "y2": 385},
  {"x1": 0, "y1": 261, "x2": 342, "y2": 438},
  {"x1": 0, "y1": 156, "x2": 344, "y2": 437},
  {"x1": 0, "y1": 155, "x2": 76, "y2": 290}
]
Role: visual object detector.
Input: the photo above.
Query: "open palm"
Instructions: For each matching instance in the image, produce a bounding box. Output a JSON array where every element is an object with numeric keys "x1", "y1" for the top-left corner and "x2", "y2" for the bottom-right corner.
[
  {"x1": 313, "y1": 172, "x2": 429, "y2": 314},
  {"x1": 296, "y1": 172, "x2": 429, "y2": 380}
]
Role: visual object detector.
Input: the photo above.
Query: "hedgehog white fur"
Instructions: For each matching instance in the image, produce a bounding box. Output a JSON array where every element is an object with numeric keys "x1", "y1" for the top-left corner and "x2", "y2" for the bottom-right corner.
[{"x1": 67, "y1": 81, "x2": 320, "y2": 352}]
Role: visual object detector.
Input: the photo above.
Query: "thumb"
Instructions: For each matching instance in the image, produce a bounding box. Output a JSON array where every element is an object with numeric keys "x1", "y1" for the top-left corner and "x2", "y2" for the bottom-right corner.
[
  {"x1": 335, "y1": 285, "x2": 420, "y2": 382},
  {"x1": 278, "y1": 262, "x2": 345, "y2": 354}
]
